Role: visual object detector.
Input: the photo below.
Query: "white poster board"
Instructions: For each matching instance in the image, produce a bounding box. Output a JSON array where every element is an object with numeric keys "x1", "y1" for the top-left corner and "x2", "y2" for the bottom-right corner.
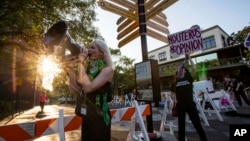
[
  {"x1": 168, "y1": 25, "x2": 203, "y2": 58},
  {"x1": 193, "y1": 80, "x2": 214, "y2": 93}
]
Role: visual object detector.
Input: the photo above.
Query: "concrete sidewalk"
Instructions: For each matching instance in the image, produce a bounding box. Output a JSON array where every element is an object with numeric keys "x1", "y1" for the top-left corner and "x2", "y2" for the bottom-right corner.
[
  {"x1": 1, "y1": 102, "x2": 250, "y2": 141},
  {"x1": 148, "y1": 101, "x2": 250, "y2": 141}
]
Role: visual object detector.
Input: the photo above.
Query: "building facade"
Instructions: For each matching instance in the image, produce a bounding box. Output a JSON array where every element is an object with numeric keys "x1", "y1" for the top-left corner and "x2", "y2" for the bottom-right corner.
[{"x1": 148, "y1": 25, "x2": 250, "y2": 91}]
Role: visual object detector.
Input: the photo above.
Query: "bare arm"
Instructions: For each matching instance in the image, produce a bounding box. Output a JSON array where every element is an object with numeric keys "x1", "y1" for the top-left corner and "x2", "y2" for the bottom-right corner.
[
  {"x1": 235, "y1": 82, "x2": 240, "y2": 91},
  {"x1": 77, "y1": 62, "x2": 113, "y2": 94},
  {"x1": 67, "y1": 67, "x2": 81, "y2": 94},
  {"x1": 186, "y1": 54, "x2": 196, "y2": 77},
  {"x1": 77, "y1": 48, "x2": 113, "y2": 94}
]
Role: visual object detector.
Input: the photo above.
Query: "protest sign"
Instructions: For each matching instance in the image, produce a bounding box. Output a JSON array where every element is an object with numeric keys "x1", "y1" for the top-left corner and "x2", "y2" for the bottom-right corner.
[{"x1": 168, "y1": 25, "x2": 202, "y2": 58}]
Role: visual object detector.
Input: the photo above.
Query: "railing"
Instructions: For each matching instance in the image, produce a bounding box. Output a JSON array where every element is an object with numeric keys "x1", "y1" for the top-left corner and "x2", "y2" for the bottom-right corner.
[
  {"x1": 218, "y1": 56, "x2": 242, "y2": 66},
  {"x1": 159, "y1": 56, "x2": 247, "y2": 76},
  {"x1": 0, "y1": 100, "x2": 33, "y2": 120}
]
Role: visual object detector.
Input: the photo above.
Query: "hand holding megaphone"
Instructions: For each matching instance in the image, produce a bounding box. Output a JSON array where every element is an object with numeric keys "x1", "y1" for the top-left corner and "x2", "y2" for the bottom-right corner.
[{"x1": 78, "y1": 47, "x2": 88, "y2": 63}]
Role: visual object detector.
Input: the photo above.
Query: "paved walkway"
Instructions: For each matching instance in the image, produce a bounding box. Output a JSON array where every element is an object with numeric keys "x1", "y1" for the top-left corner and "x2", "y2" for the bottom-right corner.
[
  {"x1": 149, "y1": 102, "x2": 250, "y2": 141},
  {"x1": 1, "y1": 102, "x2": 250, "y2": 141},
  {"x1": 111, "y1": 101, "x2": 250, "y2": 141}
]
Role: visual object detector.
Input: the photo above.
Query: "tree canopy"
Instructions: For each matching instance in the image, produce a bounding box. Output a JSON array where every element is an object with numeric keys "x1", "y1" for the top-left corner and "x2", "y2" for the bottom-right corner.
[
  {"x1": 0, "y1": 0, "x2": 101, "y2": 99},
  {"x1": 0, "y1": 0, "x2": 100, "y2": 53}
]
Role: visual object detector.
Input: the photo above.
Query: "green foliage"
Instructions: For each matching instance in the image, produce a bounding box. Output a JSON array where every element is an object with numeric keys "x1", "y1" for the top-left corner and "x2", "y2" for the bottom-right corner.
[
  {"x1": 228, "y1": 26, "x2": 250, "y2": 45},
  {"x1": 0, "y1": 0, "x2": 99, "y2": 51},
  {"x1": 234, "y1": 26, "x2": 250, "y2": 43},
  {"x1": 232, "y1": 25, "x2": 250, "y2": 60},
  {"x1": 0, "y1": 0, "x2": 101, "y2": 96},
  {"x1": 110, "y1": 48, "x2": 136, "y2": 95}
]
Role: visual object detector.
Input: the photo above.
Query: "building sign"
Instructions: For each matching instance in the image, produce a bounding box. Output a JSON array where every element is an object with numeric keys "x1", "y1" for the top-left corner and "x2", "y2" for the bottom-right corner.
[
  {"x1": 135, "y1": 60, "x2": 161, "y2": 102},
  {"x1": 135, "y1": 61, "x2": 153, "y2": 101},
  {"x1": 168, "y1": 25, "x2": 203, "y2": 58},
  {"x1": 244, "y1": 33, "x2": 250, "y2": 48}
]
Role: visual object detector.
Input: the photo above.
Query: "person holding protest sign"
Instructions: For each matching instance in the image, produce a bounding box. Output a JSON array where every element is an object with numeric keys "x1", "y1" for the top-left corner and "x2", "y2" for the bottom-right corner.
[{"x1": 171, "y1": 54, "x2": 207, "y2": 141}]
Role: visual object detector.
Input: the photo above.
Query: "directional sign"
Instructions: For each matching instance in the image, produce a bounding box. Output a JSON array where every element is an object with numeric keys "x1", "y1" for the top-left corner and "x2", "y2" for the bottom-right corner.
[
  {"x1": 110, "y1": 0, "x2": 136, "y2": 11},
  {"x1": 118, "y1": 27, "x2": 169, "y2": 48},
  {"x1": 118, "y1": 29, "x2": 140, "y2": 48},
  {"x1": 115, "y1": 0, "x2": 168, "y2": 25},
  {"x1": 114, "y1": 0, "x2": 172, "y2": 36},
  {"x1": 117, "y1": 14, "x2": 168, "y2": 33},
  {"x1": 147, "y1": 28, "x2": 168, "y2": 44},
  {"x1": 145, "y1": 0, "x2": 159, "y2": 10},
  {"x1": 147, "y1": 20, "x2": 169, "y2": 34},
  {"x1": 157, "y1": 12, "x2": 167, "y2": 20},
  {"x1": 146, "y1": 0, "x2": 178, "y2": 20},
  {"x1": 117, "y1": 12, "x2": 167, "y2": 26},
  {"x1": 98, "y1": 0, "x2": 177, "y2": 48},
  {"x1": 98, "y1": 0, "x2": 138, "y2": 21},
  {"x1": 117, "y1": 22, "x2": 139, "y2": 40},
  {"x1": 150, "y1": 15, "x2": 168, "y2": 27},
  {"x1": 117, "y1": 19, "x2": 168, "y2": 35},
  {"x1": 117, "y1": 19, "x2": 134, "y2": 32}
]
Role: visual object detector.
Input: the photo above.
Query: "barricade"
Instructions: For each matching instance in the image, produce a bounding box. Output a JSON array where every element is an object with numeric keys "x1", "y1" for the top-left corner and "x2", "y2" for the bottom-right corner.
[
  {"x1": 111, "y1": 95, "x2": 122, "y2": 105},
  {"x1": 193, "y1": 93, "x2": 210, "y2": 126},
  {"x1": 124, "y1": 94, "x2": 131, "y2": 106},
  {"x1": 193, "y1": 80, "x2": 237, "y2": 122},
  {"x1": 0, "y1": 100, "x2": 150, "y2": 141},
  {"x1": 160, "y1": 93, "x2": 178, "y2": 134}
]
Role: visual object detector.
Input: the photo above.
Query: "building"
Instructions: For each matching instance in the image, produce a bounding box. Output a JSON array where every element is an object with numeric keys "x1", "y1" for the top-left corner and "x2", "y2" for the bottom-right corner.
[{"x1": 148, "y1": 25, "x2": 250, "y2": 91}]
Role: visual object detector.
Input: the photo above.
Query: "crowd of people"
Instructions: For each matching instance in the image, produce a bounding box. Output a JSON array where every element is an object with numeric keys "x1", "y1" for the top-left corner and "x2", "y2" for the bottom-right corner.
[
  {"x1": 168, "y1": 53, "x2": 250, "y2": 141},
  {"x1": 223, "y1": 75, "x2": 250, "y2": 106}
]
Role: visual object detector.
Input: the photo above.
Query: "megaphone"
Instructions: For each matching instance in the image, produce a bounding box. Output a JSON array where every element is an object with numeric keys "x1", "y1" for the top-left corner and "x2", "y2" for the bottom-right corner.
[{"x1": 43, "y1": 21, "x2": 82, "y2": 57}]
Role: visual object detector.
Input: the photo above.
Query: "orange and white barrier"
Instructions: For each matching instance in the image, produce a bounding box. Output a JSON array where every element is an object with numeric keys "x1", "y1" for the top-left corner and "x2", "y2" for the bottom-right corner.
[
  {"x1": 110, "y1": 102, "x2": 150, "y2": 122},
  {"x1": 0, "y1": 101, "x2": 151, "y2": 141},
  {"x1": 0, "y1": 122, "x2": 35, "y2": 141}
]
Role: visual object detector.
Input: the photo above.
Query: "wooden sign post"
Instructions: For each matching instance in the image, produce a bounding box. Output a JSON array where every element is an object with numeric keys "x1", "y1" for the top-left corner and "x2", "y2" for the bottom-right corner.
[{"x1": 98, "y1": 0, "x2": 178, "y2": 139}]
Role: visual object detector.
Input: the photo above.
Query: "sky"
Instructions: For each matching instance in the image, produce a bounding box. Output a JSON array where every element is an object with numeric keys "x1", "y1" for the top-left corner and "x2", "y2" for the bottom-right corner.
[{"x1": 94, "y1": 0, "x2": 250, "y2": 63}]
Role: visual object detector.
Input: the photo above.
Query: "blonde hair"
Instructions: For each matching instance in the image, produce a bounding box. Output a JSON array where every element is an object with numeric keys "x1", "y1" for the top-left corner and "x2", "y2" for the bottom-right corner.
[{"x1": 92, "y1": 39, "x2": 113, "y2": 68}]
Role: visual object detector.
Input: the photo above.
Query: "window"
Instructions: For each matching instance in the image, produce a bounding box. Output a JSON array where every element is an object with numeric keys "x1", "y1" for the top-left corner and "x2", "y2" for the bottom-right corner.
[
  {"x1": 195, "y1": 53, "x2": 218, "y2": 63},
  {"x1": 158, "y1": 52, "x2": 167, "y2": 61},
  {"x1": 202, "y1": 36, "x2": 216, "y2": 50},
  {"x1": 221, "y1": 35, "x2": 226, "y2": 47}
]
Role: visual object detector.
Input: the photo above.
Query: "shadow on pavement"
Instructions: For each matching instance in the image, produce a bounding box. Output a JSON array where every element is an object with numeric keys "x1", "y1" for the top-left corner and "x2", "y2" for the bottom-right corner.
[
  {"x1": 224, "y1": 110, "x2": 250, "y2": 118},
  {"x1": 36, "y1": 111, "x2": 47, "y2": 118}
]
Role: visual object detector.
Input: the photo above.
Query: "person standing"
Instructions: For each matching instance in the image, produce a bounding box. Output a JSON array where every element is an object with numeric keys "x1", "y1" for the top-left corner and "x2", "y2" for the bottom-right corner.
[
  {"x1": 234, "y1": 78, "x2": 250, "y2": 106},
  {"x1": 171, "y1": 54, "x2": 207, "y2": 141},
  {"x1": 39, "y1": 92, "x2": 47, "y2": 112},
  {"x1": 67, "y1": 39, "x2": 113, "y2": 141}
]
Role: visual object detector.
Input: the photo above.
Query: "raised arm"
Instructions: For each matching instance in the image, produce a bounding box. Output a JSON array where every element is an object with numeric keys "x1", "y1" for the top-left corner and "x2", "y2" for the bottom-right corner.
[{"x1": 187, "y1": 54, "x2": 196, "y2": 77}]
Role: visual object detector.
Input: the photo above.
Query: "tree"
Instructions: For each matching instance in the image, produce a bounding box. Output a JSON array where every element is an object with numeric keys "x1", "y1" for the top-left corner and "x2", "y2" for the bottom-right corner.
[
  {"x1": 232, "y1": 25, "x2": 250, "y2": 60},
  {"x1": 0, "y1": 0, "x2": 100, "y2": 100},
  {"x1": 110, "y1": 48, "x2": 136, "y2": 95},
  {"x1": 228, "y1": 25, "x2": 250, "y2": 45}
]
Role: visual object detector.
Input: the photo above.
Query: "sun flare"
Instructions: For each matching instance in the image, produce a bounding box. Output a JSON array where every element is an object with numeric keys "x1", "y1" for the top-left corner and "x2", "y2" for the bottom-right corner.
[{"x1": 39, "y1": 55, "x2": 61, "y2": 91}]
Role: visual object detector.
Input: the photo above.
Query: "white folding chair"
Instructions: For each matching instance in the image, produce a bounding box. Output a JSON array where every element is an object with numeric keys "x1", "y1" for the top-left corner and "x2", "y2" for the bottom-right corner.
[
  {"x1": 124, "y1": 94, "x2": 130, "y2": 106},
  {"x1": 160, "y1": 93, "x2": 178, "y2": 135}
]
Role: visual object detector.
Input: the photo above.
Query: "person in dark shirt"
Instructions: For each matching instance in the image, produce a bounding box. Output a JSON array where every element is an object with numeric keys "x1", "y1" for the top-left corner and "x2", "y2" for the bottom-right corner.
[
  {"x1": 171, "y1": 54, "x2": 207, "y2": 141},
  {"x1": 234, "y1": 78, "x2": 250, "y2": 106}
]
